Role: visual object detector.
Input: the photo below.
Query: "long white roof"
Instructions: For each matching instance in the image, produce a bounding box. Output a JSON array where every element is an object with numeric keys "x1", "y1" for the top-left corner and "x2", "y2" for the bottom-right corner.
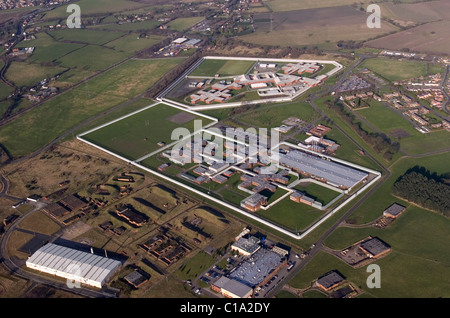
[{"x1": 26, "y1": 243, "x2": 122, "y2": 288}]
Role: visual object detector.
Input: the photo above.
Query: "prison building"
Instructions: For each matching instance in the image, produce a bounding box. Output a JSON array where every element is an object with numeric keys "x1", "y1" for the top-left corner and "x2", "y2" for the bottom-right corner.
[
  {"x1": 59, "y1": 194, "x2": 87, "y2": 212},
  {"x1": 115, "y1": 207, "x2": 148, "y2": 227},
  {"x1": 290, "y1": 191, "x2": 315, "y2": 206},
  {"x1": 25, "y1": 243, "x2": 122, "y2": 289},
  {"x1": 228, "y1": 248, "x2": 285, "y2": 289},
  {"x1": 211, "y1": 276, "x2": 253, "y2": 298},
  {"x1": 359, "y1": 237, "x2": 391, "y2": 258},
  {"x1": 316, "y1": 271, "x2": 345, "y2": 292},
  {"x1": 240, "y1": 193, "x2": 268, "y2": 212},
  {"x1": 231, "y1": 236, "x2": 261, "y2": 256},
  {"x1": 307, "y1": 124, "x2": 331, "y2": 137},
  {"x1": 278, "y1": 149, "x2": 368, "y2": 190},
  {"x1": 43, "y1": 202, "x2": 70, "y2": 218},
  {"x1": 282, "y1": 62, "x2": 321, "y2": 75},
  {"x1": 240, "y1": 174, "x2": 277, "y2": 193},
  {"x1": 124, "y1": 268, "x2": 150, "y2": 288},
  {"x1": 383, "y1": 203, "x2": 406, "y2": 219},
  {"x1": 212, "y1": 175, "x2": 228, "y2": 184}
]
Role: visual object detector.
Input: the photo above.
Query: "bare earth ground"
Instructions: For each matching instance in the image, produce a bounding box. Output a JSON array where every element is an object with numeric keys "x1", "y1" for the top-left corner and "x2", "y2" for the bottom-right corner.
[{"x1": 0, "y1": 139, "x2": 129, "y2": 200}]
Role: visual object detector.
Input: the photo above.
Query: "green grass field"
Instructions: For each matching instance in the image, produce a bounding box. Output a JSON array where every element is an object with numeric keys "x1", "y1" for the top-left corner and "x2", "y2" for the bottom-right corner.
[
  {"x1": 237, "y1": 100, "x2": 320, "y2": 129},
  {"x1": 5, "y1": 62, "x2": 67, "y2": 87},
  {"x1": 0, "y1": 58, "x2": 183, "y2": 158},
  {"x1": 49, "y1": 29, "x2": 125, "y2": 45},
  {"x1": 361, "y1": 58, "x2": 445, "y2": 82},
  {"x1": 56, "y1": 45, "x2": 129, "y2": 71},
  {"x1": 166, "y1": 17, "x2": 204, "y2": 31},
  {"x1": 190, "y1": 59, "x2": 254, "y2": 77},
  {"x1": 82, "y1": 103, "x2": 212, "y2": 160},
  {"x1": 22, "y1": 32, "x2": 85, "y2": 63},
  {"x1": 256, "y1": 197, "x2": 326, "y2": 233},
  {"x1": 294, "y1": 182, "x2": 341, "y2": 205},
  {"x1": 43, "y1": 0, "x2": 148, "y2": 19},
  {"x1": 355, "y1": 99, "x2": 417, "y2": 136},
  {"x1": 105, "y1": 34, "x2": 164, "y2": 53}
]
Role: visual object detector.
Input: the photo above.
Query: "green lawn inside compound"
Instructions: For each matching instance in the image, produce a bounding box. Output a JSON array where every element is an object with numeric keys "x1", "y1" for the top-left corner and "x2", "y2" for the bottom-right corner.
[
  {"x1": 293, "y1": 182, "x2": 341, "y2": 206},
  {"x1": 256, "y1": 197, "x2": 326, "y2": 233},
  {"x1": 82, "y1": 103, "x2": 213, "y2": 161},
  {"x1": 190, "y1": 59, "x2": 254, "y2": 77}
]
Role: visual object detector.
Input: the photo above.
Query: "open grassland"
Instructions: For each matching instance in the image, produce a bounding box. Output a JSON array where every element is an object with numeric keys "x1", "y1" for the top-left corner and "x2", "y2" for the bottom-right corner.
[
  {"x1": 256, "y1": 198, "x2": 327, "y2": 233},
  {"x1": 56, "y1": 45, "x2": 129, "y2": 72},
  {"x1": 237, "y1": 100, "x2": 320, "y2": 129},
  {"x1": 345, "y1": 151, "x2": 450, "y2": 225},
  {"x1": 361, "y1": 58, "x2": 445, "y2": 82},
  {"x1": 82, "y1": 103, "x2": 212, "y2": 160},
  {"x1": 21, "y1": 32, "x2": 85, "y2": 63},
  {"x1": 105, "y1": 34, "x2": 164, "y2": 53},
  {"x1": 239, "y1": 6, "x2": 398, "y2": 47},
  {"x1": 166, "y1": 16, "x2": 204, "y2": 31},
  {"x1": 89, "y1": 19, "x2": 160, "y2": 32},
  {"x1": 5, "y1": 62, "x2": 67, "y2": 88},
  {"x1": 49, "y1": 29, "x2": 125, "y2": 45},
  {"x1": 0, "y1": 58, "x2": 183, "y2": 158},
  {"x1": 43, "y1": 0, "x2": 148, "y2": 19},
  {"x1": 355, "y1": 100, "x2": 417, "y2": 136}
]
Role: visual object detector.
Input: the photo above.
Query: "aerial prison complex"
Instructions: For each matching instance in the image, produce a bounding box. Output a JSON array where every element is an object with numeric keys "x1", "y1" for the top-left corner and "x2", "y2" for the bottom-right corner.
[{"x1": 189, "y1": 61, "x2": 328, "y2": 105}]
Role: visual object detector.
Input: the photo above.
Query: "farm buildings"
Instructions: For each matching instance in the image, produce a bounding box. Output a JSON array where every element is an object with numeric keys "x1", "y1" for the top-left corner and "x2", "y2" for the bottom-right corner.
[{"x1": 26, "y1": 243, "x2": 122, "y2": 289}]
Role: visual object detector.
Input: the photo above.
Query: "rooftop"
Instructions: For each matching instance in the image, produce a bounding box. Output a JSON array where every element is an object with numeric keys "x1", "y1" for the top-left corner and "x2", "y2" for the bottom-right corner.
[
  {"x1": 228, "y1": 248, "x2": 283, "y2": 288},
  {"x1": 279, "y1": 149, "x2": 368, "y2": 189}
]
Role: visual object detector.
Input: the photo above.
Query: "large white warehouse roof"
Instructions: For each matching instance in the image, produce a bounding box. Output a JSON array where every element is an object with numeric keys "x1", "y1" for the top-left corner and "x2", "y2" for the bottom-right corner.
[{"x1": 26, "y1": 243, "x2": 122, "y2": 289}]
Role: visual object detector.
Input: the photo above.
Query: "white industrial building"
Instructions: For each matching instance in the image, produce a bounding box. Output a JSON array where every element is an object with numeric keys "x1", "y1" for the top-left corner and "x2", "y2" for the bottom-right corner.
[{"x1": 25, "y1": 243, "x2": 122, "y2": 289}]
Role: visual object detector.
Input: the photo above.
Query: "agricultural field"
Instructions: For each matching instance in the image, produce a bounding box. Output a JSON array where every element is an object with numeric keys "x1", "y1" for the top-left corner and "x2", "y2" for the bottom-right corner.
[
  {"x1": 239, "y1": 6, "x2": 398, "y2": 47},
  {"x1": 105, "y1": 34, "x2": 164, "y2": 53},
  {"x1": 42, "y1": 0, "x2": 148, "y2": 20},
  {"x1": 365, "y1": 0, "x2": 450, "y2": 54},
  {"x1": 0, "y1": 58, "x2": 183, "y2": 158},
  {"x1": 49, "y1": 29, "x2": 125, "y2": 45},
  {"x1": 166, "y1": 17, "x2": 204, "y2": 32},
  {"x1": 20, "y1": 32, "x2": 85, "y2": 64},
  {"x1": 5, "y1": 62, "x2": 67, "y2": 88}
]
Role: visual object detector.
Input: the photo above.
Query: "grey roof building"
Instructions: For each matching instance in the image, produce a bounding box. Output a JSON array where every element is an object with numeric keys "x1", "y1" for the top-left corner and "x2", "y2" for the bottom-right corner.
[
  {"x1": 317, "y1": 270, "x2": 345, "y2": 291},
  {"x1": 279, "y1": 149, "x2": 368, "y2": 189}
]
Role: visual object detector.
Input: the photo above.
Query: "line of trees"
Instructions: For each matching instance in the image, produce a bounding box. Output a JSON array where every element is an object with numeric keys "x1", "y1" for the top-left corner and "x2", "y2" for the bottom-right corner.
[{"x1": 392, "y1": 166, "x2": 450, "y2": 216}]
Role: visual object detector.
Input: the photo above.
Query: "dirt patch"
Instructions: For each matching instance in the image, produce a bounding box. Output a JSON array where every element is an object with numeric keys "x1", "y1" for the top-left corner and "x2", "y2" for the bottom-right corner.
[
  {"x1": 60, "y1": 221, "x2": 92, "y2": 240},
  {"x1": 389, "y1": 129, "x2": 410, "y2": 139},
  {"x1": 167, "y1": 111, "x2": 197, "y2": 125}
]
